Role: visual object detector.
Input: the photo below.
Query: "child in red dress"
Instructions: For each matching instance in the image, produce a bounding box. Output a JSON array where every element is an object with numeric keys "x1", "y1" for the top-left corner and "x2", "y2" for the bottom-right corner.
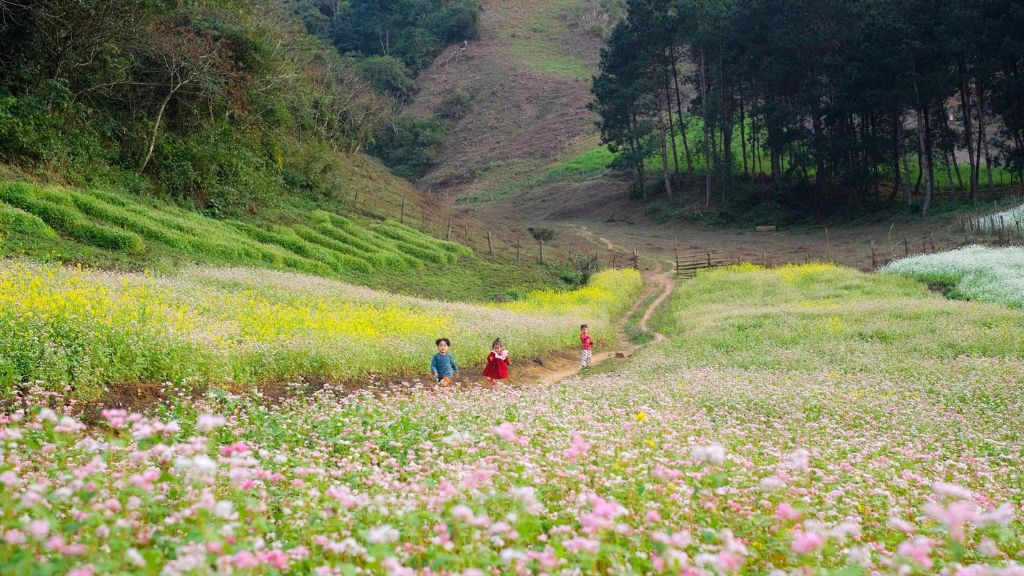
[{"x1": 482, "y1": 338, "x2": 511, "y2": 383}]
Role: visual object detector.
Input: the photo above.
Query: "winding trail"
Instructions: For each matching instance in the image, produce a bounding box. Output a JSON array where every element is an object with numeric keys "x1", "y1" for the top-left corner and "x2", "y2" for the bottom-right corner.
[{"x1": 531, "y1": 229, "x2": 676, "y2": 385}]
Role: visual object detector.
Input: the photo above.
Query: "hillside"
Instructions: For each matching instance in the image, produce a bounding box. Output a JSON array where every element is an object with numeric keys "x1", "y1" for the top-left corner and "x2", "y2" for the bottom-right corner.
[
  {"x1": 409, "y1": 0, "x2": 608, "y2": 204},
  {"x1": 0, "y1": 161, "x2": 574, "y2": 301}
]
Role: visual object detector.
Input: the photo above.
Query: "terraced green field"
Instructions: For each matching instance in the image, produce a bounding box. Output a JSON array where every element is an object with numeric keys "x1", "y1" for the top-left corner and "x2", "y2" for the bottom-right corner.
[{"x1": 0, "y1": 181, "x2": 470, "y2": 278}]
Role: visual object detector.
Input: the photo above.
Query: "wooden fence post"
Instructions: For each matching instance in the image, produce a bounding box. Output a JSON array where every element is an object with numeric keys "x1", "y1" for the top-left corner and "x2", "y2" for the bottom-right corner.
[
  {"x1": 446, "y1": 218, "x2": 453, "y2": 241},
  {"x1": 631, "y1": 250, "x2": 640, "y2": 270},
  {"x1": 904, "y1": 238, "x2": 909, "y2": 256},
  {"x1": 539, "y1": 240, "x2": 544, "y2": 264},
  {"x1": 706, "y1": 251, "x2": 712, "y2": 269},
  {"x1": 400, "y1": 197, "x2": 406, "y2": 224},
  {"x1": 486, "y1": 231, "x2": 493, "y2": 255},
  {"x1": 870, "y1": 240, "x2": 877, "y2": 269}
]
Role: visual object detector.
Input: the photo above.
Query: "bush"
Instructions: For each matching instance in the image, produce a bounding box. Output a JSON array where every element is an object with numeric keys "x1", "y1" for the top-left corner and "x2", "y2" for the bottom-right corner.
[
  {"x1": 0, "y1": 182, "x2": 82, "y2": 230},
  {"x1": 70, "y1": 191, "x2": 186, "y2": 249},
  {"x1": 0, "y1": 201, "x2": 57, "y2": 238},
  {"x1": 68, "y1": 220, "x2": 145, "y2": 252},
  {"x1": 358, "y1": 56, "x2": 417, "y2": 100},
  {"x1": 0, "y1": 182, "x2": 144, "y2": 252},
  {"x1": 436, "y1": 89, "x2": 473, "y2": 120},
  {"x1": 369, "y1": 115, "x2": 450, "y2": 180}
]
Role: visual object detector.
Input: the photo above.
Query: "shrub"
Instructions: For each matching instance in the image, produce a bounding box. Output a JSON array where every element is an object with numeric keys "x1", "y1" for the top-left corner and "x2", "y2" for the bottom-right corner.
[
  {"x1": 0, "y1": 201, "x2": 57, "y2": 238},
  {"x1": 358, "y1": 56, "x2": 417, "y2": 99},
  {"x1": 68, "y1": 220, "x2": 145, "y2": 252}
]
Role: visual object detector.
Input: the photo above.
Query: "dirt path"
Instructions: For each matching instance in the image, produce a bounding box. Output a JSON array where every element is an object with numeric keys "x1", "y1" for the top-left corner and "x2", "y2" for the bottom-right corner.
[{"x1": 521, "y1": 229, "x2": 676, "y2": 385}]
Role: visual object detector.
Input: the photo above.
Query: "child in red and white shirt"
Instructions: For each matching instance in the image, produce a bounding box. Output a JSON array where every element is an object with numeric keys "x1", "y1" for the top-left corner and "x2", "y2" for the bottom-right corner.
[
  {"x1": 482, "y1": 338, "x2": 511, "y2": 383},
  {"x1": 580, "y1": 324, "x2": 594, "y2": 369}
]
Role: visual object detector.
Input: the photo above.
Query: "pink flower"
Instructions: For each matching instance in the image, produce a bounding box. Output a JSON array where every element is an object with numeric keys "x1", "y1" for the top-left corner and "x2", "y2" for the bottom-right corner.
[
  {"x1": 491, "y1": 422, "x2": 527, "y2": 445},
  {"x1": 653, "y1": 465, "x2": 682, "y2": 482},
  {"x1": 196, "y1": 414, "x2": 226, "y2": 433},
  {"x1": 564, "y1": 433, "x2": 590, "y2": 460},
  {"x1": 887, "y1": 517, "x2": 915, "y2": 533},
  {"x1": 646, "y1": 510, "x2": 662, "y2": 523},
  {"x1": 0, "y1": 470, "x2": 18, "y2": 487},
  {"x1": 979, "y1": 503, "x2": 1014, "y2": 527},
  {"x1": 897, "y1": 536, "x2": 934, "y2": 569},
  {"x1": 259, "y1": 550, "x2": 290, "y2": 570},
  {"x1": 231, "y1": 551, "x2": 260, "y2": 569},
  {"x1": 925, "y1": 500, "x2": 978, "y2": 542},
  {"x1": 563, "y1": 536, "x2": 600, "y2": 554},
  {"x1": 67, "y1": 566, "x2": 94, "y2": 576},
  {"x1": 791, "y1": 530, "x2": 825, "y2": 554},
  {"x1": 716, "y1": 551, "x2": 743, "y2": 573},
  {"x1": 220, "y1": 441, "x2": 249, "y2": 456},
  {"x1": 101, "y1": 409, "x2": 128, "y2": 429},
  {"x1": 932, "y1": 481, "x2": 972, "y2": 500},
  {"x1": 27, "y1": 519, "x2": 49, "y2": 538},
  {"x1": 774, "y1": 502, "x2": 800, "y2": 521},
  {"x1": 4, "y1": 529, "x2": 25, "y2": 545}
]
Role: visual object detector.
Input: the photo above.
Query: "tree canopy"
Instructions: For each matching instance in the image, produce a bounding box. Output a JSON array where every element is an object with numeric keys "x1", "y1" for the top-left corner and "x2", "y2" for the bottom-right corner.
[{"x1": 591, "y1": 0, "x2": 1024, "y2": 217}]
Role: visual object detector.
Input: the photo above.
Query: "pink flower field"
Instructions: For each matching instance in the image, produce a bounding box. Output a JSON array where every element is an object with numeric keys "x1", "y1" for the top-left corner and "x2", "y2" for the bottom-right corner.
[{"x1": 1, "y1": 264, "x2": 1023, "y2": 575}]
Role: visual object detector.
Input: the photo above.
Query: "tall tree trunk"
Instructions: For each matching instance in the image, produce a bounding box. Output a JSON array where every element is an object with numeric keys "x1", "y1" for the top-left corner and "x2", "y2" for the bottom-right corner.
[
  {"x1": 942, "y1": 104, "x2": 966, "y2": 199},
  {"x1": 890, "y1": 114, "x2": 901, "y2": 202},
  {"x1": 943, "y1": 149, "x2": 956, "y2": 199},
  {"x1": 700, "y1": 48, "x2": 712, "y2": 207},
  {"x1": 978, "y1": 83, "x2": 995, "y2": 194},
  {"x1": 631, "y1": 112, "x2": 646, "y2": 199},
  {"x1": 663, "y1": 67, "x2": 681, "y2": 176},
  {"x1": 915, "y1": 92, "x2": 934, "y2": 216},
  {"x1": 739, "y1": 89, "x2": 749, "y2": 175},
  {"x1": 670, "y1": 54, "x2": 694, "y2": 175},
  {"x1": 658, "y1": 115, "x2": 673, "y2": 199},
  {"x1": 140, "y1": 89, "x2": 175, "y2": 174},
  {"x1": 958, "y1": 67, "x2": 978, "y2": 202}
]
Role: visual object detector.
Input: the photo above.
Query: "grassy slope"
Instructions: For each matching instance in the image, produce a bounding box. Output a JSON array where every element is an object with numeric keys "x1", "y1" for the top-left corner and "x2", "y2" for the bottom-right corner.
[
  {"x1": 409, "y1": 0, "x2": 603, "y2": 204},
  {"x1": 654, "y1": 263, "x2": 1024, "y2": 376},
  {"x1": 0, "y1": 159, "x2": 574, "y2": 301}
]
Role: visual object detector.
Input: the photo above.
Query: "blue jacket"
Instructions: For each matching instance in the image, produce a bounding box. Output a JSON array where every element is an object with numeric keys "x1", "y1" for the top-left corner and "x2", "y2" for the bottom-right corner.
[{"x1": 431, "y1": 352, "x2": 459, "y2": 378}]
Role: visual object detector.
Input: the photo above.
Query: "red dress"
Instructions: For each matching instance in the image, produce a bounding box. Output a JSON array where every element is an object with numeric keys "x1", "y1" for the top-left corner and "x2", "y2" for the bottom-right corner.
[{"x1": 482, "y1": 350, "x2": 510, "y2": 379}]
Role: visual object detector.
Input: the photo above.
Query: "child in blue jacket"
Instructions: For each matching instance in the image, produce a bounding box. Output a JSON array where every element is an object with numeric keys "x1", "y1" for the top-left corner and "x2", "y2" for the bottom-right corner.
[{"x1": 430, "y1": 337, "x2": 459, "y2": 384}]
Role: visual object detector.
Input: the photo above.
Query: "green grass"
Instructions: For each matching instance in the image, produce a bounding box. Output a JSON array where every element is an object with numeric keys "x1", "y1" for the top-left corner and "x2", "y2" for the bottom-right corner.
[
  {"x1": 0, "y1": 179, "x2": 572, "y2": 301},
  {"x1": 654, "y1": 262, "x2": 1024, "y2": 379},
  {"x1": 622, "y1": 284, "x2": 658, "y2": 345},
  {"x1": 543, "y1": 145, "x2": 617, "y2": 180},
  {"x1": 511, "y1": 39, "x2": 591, "y2": 79}
]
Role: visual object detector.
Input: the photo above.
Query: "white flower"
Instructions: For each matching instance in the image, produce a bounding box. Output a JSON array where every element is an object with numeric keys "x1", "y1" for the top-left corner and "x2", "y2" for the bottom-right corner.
[
  {"x1": 126, "y1": 548, "x2": 146, "y2": 567},
  {"x1": 367, "y1": 524, "x2": 399, "y2": 544},
  {"x1": 788, "y1": 448, "x2": 810, "y2": 472},
  {"x1": 195, "y1": 414, "x2": 226, "y2": 434},
  {"x1": 759, "y1": 476, "x2": 786, "y2": 491},
  {"x1": 690, "y1": 443, "x2": 726, "y2": 465}
]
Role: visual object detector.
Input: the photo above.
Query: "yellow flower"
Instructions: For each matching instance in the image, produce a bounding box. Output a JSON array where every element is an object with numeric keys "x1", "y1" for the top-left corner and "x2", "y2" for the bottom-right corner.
[{"x1": 635, "y1": 411, "x2": 647, "y2": 422}]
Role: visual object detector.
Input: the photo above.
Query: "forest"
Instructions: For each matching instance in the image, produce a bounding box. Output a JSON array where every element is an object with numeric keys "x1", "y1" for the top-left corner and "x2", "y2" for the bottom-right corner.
[
  {"x1": 0, "y1": 0, "x2": 479, "y2": 214},
  {"x1": 591, "y1": 0, "x2": 1024, "y2": 216}
]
